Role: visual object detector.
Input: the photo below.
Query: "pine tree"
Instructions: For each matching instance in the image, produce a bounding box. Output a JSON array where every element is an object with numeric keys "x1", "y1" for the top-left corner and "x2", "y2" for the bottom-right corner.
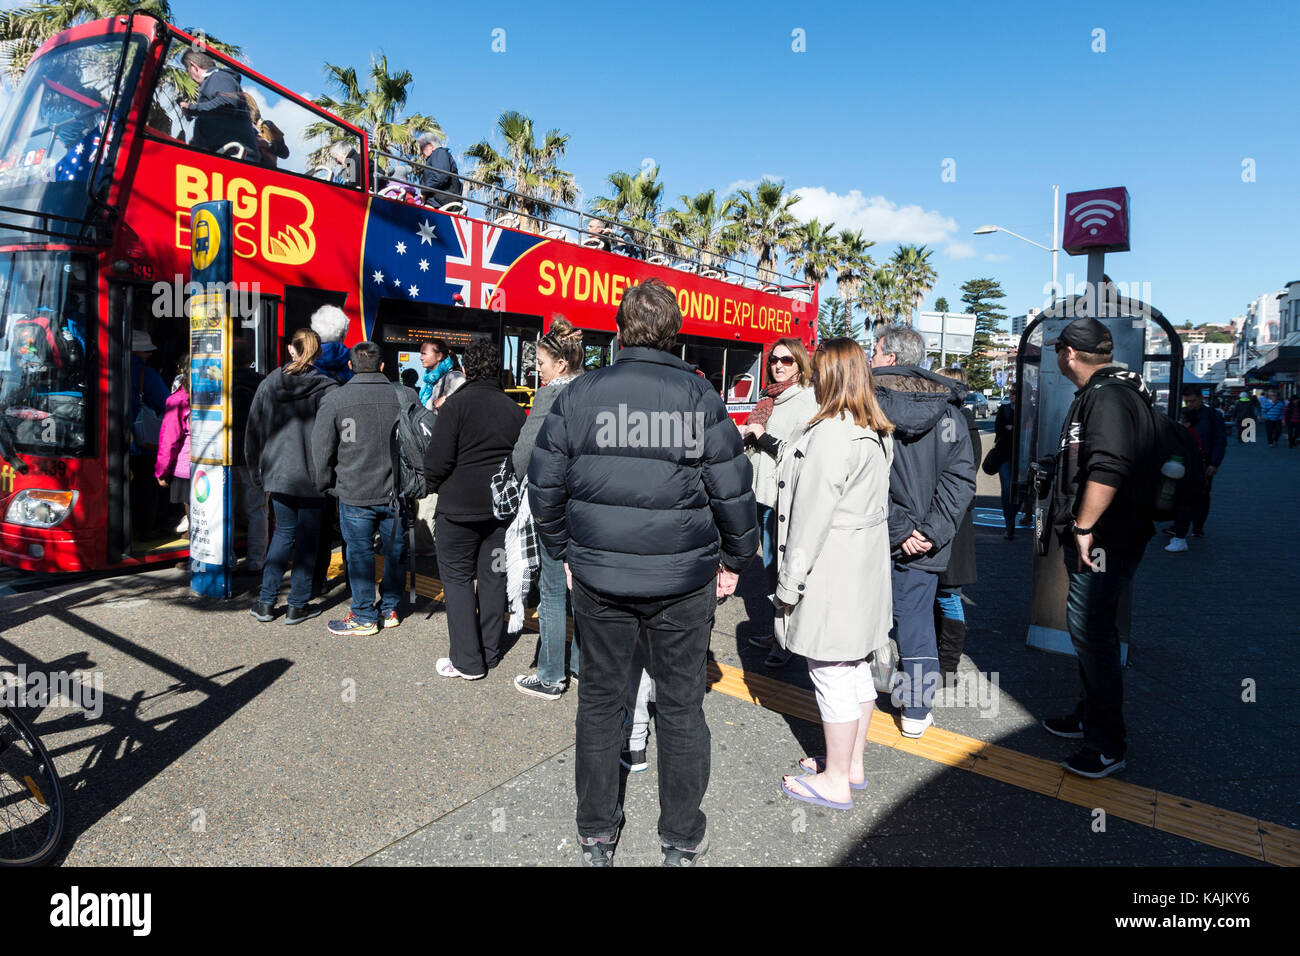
[
  {"x1": 934, "y1": 296, "x2": 949, "y2": 313},
  {"x1": 816, "y1": 296, "x2": 860, "y2": 345},
  {"x1": 959, "y1": 278, "x2": 1008, "y2": 391}
]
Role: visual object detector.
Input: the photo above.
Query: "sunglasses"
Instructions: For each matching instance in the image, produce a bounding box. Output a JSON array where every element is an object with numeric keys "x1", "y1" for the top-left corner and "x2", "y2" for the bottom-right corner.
[{"x1": 769, "y1": 355, "x2": 795, "y2": 366}]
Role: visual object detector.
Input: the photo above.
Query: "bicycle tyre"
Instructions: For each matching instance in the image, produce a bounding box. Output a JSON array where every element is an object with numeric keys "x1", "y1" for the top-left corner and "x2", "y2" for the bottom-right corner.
[{"x1": 0, "y1": 706, "x2": 65, "y2": 866}]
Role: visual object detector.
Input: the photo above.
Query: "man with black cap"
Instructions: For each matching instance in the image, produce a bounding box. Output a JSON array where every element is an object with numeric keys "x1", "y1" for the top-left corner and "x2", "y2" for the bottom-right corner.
[{"x1": 1041, "y1": 316, "x2": 1158, "y2": 778}]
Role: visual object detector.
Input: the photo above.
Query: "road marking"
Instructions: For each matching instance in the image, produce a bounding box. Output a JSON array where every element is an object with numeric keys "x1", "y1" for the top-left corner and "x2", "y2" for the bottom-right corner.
[{"x1": 375, "y1": 557, "x2": 1298, "y2": 866}]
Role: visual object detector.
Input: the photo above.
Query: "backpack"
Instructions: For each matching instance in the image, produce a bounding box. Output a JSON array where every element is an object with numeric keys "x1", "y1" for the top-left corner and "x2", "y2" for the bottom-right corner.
[
  {"x1": 10, "y1": 313, "x2": 63, "y2": 372},
  {"x1": 390, "y1": 383, "x2": 437, "y2": 503},
  {"x1": 1095, "y1": 378, "x2": 1205, "y2": 522}
]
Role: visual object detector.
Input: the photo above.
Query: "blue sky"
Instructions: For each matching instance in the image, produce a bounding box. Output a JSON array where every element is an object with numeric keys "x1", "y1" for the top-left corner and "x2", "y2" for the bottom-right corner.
[{"x1": 7, "y1": 0, "x2": 1298, "y2": 328}]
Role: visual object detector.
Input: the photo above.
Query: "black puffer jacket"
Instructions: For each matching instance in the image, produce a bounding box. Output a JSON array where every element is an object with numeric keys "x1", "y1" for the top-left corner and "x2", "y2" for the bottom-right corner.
[
  {"x1": 245, "y1": 366, "x2": 338, "y2": 498},
  {"x1": 528, "y1": 346, "x2": 758, "y2": 598},
  {"x1": 873, "y1": 366, "x2": 977, "y2": 573}
]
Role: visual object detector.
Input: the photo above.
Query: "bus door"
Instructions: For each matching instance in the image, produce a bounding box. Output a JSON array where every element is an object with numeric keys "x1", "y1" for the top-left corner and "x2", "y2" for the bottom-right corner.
[
  {"x1": 107, "y1": 280, "x2": 190, "y2": 559},
  {"x1": 501, "y1": 317, "x2": 541, "y2": 405},
  {"x1": 283, "y1": 286, "x2": 347, "y2": 365}
]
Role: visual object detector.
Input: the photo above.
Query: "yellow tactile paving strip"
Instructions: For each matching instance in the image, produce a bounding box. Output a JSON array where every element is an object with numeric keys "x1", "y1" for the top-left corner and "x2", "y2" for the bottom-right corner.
[{"x1": 363, "y1": 557, "x2": 1296, "y2": 866}]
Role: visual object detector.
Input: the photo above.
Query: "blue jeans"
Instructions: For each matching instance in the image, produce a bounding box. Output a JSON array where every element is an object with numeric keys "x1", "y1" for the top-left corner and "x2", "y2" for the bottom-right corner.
[
  {"x1": 260, "y1": 495, "x2": 325, "y2": 607},
  {"x1": 536, "y1": 548, "x2": 579, "y2": 685},
  {"x1": 338, "y1": 501, "x2": 408, "y2": 625},
  {"x1": 998, "y1": 459, "x2": 1016, "y2": 532},
  {"x1": 936, "y1": 587, "x2": 964, "y2": 623},
  {"x1": 1063, "y1": 546, "x2": 1141, "y2": 758},
  {"x1": 891, "y1": 562, "x2": 939, "y2": 720}
]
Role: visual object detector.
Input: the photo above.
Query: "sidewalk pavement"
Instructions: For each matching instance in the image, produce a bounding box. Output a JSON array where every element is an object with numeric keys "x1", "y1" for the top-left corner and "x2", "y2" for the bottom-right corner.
[{"x1": 0, "y1": 430, "x2": 1294, "y2": 865}]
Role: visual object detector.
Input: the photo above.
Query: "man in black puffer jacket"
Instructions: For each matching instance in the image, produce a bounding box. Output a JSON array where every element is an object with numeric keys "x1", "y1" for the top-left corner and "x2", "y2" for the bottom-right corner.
[
  {"x1": 529, "y1": 278, "x2": 757, "y2": 866},
  {"x1": 870, "y1": 326, "x2": 976, "y2": 740}
]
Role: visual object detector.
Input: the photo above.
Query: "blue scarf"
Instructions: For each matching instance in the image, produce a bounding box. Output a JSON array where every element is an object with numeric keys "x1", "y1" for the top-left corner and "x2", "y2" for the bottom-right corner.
[{"x1": 419, "y1": 357, "x2": 452, "y2": 405}]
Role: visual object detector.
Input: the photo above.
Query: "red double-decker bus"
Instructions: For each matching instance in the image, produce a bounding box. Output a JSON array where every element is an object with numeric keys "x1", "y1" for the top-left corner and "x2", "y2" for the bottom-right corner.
[{"x1": 0, "y1": 13, "x2": 817, "y2": 574}]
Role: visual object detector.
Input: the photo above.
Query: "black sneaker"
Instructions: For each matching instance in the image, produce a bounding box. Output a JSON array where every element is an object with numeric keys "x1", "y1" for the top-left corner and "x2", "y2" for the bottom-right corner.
[
  {"x1": 620, "y1": 749, "x2": 648, "y2": 772},
  {"x1": 1042, "y1": 714, "x2": 1085, "y2": 739},
  {"x1": 514, "y1": 674, "x2": 563, "y2": 701},
  {"x1": 661, "y1": 833, "x2": 709, "y2": 867},
  {"x1": 578, "y1": 821, "x2": 622, "y2": 867},
  {"x1": 1191, "y1": 530, "x2": 1205, "y2": 538},
  {"x1": 285, "y1": 604, "x2": 323, "y2": 625},
  {"x1": 1062, "y1": 748, "x2": 1126, "y2": 778},
  {"x1": 249, "y1": 602, "x2": 274, "y2": 623}
]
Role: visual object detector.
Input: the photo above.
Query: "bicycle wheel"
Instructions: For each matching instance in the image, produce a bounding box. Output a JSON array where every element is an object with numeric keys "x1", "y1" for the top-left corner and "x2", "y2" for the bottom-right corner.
[{"x1": 0, "y1": 706, "x2": 65, "y2": 866}]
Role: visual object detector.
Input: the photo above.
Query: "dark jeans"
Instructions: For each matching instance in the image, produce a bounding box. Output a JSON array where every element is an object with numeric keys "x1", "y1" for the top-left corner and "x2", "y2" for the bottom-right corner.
[
  {"x1": 891, "y1": 563, "x2": 939, "y2": 719},
  {"x1": 1289, "y1": 422, "x2": 1300, "y2": 447},
  {"x1": 435, "y1": 514, "x2": 508, "y2": 675},
  {"x1": 570, "y1": 576, "x2": 715, "y2": 848},
  {"x1": 1172, "y1": 474, "x2": 1214, "y2": 537},
  {"x1": 259, "y1": 495, "x2": 325, "y2": 607},
  {"x1": 339, "y1": 501, "x2": 407, "y2": 625},
  {"x1": 998, "y1": 459, "x2": 1016, "y2": 532},
  {"x1": 1264, "y1": 419, "x2": 1282, "y2": 446},
  {"x1": 1063, "y1": 546, "x2": 1142, "y2": 759}
]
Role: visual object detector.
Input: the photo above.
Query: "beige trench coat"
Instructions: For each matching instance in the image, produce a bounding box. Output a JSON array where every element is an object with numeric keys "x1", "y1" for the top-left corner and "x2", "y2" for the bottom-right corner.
[{"x1": 773, "y1": 412, "x2": 894, "y2": 662}]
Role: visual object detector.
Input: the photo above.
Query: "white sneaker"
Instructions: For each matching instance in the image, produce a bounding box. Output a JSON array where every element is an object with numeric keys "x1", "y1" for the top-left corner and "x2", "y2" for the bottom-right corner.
[
  {"x1": 174, "y1": 515, "x2": 189, "y2": 534},
  {"x1": 900, "y1": 712, "x2": 934, "y2": 738},
  {"x1": 1164, "y1": 537, "x2": 1189, "y2": 553}
]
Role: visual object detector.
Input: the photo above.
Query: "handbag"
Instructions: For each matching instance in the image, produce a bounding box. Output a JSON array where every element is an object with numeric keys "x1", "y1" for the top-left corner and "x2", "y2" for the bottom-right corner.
[
  {"x1": 981, "y1": 442, "x2": 1009, "y2": 476},
  {"x1": 490, "y1": 455, "x2": 522, "y2": 521},
  {"x1": 132, "y1": 379, "x2": 162, "y2": 448}
]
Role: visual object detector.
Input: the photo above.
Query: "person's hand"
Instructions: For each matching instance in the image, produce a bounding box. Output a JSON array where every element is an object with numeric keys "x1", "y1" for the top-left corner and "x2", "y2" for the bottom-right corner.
[
  {"x1": 747, "y1": 423, "x2": 766, "y2": 440},
  {"x1": 156, "y1": 478, "x2": 167, "y2": 487},
  {"x1": 564, "y1": 562, "x2": 572, "y2": 590},
  {"x1": 1075, "y1": 531, "x2": 1099, "y2": 571},
  {"x1": 717, "y1": 566, "x2": 739, "y2": 597},
  {"x1": 177, "y1": 100, "x2": 189, "y2": 111},
  {"x1": 899, "y1": 529, "x2": 932, "y2": 556},
  {"x1": 736, "y1": 422, "x2": 747, "y2": 436},
  {"x1": 1205, "y1": 465, "x2": 1218, "y2": 478}
]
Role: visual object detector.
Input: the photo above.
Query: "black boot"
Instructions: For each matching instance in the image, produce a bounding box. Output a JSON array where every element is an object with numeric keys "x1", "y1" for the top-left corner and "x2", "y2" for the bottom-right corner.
[{"x1": 936, "y1": 614, "x2": 967, "y2": 680}]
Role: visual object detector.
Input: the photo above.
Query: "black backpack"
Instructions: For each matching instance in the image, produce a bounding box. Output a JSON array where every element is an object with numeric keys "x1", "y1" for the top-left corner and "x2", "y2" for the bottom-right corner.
[
  {"x1": 1096, "y1": 379, "x2": 1205, "y2": 521},
  {"x1": 390, "y1": 384, "x2": 437, "y2": 503}
]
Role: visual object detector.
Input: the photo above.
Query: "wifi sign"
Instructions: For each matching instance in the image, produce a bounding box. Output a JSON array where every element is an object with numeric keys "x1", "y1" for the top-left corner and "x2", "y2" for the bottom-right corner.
[{"x1": 1062, "y1": 186, "x2": 1130, "y2": 255}]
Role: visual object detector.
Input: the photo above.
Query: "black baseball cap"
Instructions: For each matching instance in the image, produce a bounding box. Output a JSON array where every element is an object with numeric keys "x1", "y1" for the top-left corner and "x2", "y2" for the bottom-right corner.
[{"x1": 1045, "y1": 317, "x2": 1114, "y2": 352}]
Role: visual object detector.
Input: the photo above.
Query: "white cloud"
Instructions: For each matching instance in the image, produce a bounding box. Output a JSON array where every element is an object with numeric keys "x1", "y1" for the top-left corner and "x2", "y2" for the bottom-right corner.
[
  {"x1": 724, "y1": 174, "x2": 786, "y2": 195},
  {"x1": 983, "y1": 252, "x2": 1012, "y2": 262},
  {"x1": 944, "y1": 241, "x2": 977, "y2": 259},
  {"x1": 791, "y1": 187, "x2": 959, "y2": 246}
]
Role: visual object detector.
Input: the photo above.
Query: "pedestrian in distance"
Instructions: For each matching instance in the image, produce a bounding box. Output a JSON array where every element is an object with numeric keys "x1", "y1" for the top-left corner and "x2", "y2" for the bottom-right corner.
[
  {"x1": 1233, "y1": 392, "x2": 1258, "y2": 444},
  {"x1": 870, "y1": 325, "x2": 976, "y2": 740},
  {"x1": 1042, "y1": 317, "x2": 1159, "y2": 778},
  {"x1": 512, "y1": 317, "x2": 585, "y2": 700},
  {"x1": 154, "y1": 354, "x2": 193, "y2": 537},
  {"x1": 424, "y1": 340, "x2": 526, "y2": 678},
  {"x1": 988, "y1": 382, "x2": 1018, "y2": 539},
  {"x1": 311, "y1": 342, "x2": 413, "y2": 636},
  {"x1": 737, "y1": 336, "x2": 817, "y2": 669},
  {"x1": 1165, "y1": 384, "x2": 1226, "y2": 550},
  {"x1": 1286, "y1": 394, "x2": 1300, "y2": 448},
  {"x1": 528, "y1": 278, "x2": 758, "y2": 866},
  {"x1": 1258, "y1": 388, "x2": 1285, "y2": 447},
  {"x1": 773, "y1": 338, "x2": 895, "y2": 811},
  {"x1": 245, "y1": 329, "x2": 338, "y2": 624}
]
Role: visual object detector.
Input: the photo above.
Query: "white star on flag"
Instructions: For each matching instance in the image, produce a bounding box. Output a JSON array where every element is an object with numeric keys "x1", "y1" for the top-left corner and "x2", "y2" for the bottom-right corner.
[
  {"x1": 74, "y1": 143, "x2": 84, "y2": 155},
  {"x1": 417, "y1": 220, "x2": 437, "y2": 245},
  {"x1": 395, "y1": 241, "x2": 407, "y2": 255},
  {"x1": 408, "y1": 285, "x2": 420, "y2": 297},
  {"x1": 393, "y1": 277, "x2": 402, "y2": 288},
  {"x1": 372, "y1": 270, "x2": 384, "y2": 284},
  {"x1": 418, "y1": 259, "x2": 429, "y2": 271}
]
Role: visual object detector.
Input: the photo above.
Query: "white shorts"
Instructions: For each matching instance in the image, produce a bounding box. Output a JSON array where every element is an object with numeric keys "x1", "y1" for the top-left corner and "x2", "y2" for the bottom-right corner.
[{"x1": 806, "y1": 657, "x2": 875, "y2": 724}]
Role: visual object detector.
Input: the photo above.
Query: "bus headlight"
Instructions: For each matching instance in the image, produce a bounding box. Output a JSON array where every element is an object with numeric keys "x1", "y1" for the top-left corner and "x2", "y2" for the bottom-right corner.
[{"x1": 4, "y1": 489, "x2": 77, "y2": 528}]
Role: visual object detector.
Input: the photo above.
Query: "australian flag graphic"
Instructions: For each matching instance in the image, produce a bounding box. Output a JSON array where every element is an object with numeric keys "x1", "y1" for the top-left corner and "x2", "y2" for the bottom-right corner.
[{"x1": 359, "y1": 198, "x2": 543, "y2": 338}]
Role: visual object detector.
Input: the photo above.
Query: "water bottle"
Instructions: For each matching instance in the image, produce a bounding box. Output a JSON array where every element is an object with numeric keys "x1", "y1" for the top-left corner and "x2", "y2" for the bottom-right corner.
[{"x1": 1156, "y1": 455, "x2": 1185, "y2": 513}]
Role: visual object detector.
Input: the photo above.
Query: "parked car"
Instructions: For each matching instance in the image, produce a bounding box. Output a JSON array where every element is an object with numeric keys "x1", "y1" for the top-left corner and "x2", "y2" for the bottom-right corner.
[{"x1": 964, "y1": 392, "x2": 990, "y2": 419}]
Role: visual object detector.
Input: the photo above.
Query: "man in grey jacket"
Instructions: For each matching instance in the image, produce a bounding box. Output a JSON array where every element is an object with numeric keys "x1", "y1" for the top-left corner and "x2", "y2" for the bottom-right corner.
[
  {"x1": 311, "y1": 342, "x2": 416, "y2": 636},
  {"x1": 871, "y1": 326, "x2": 976, "y2": 738}
]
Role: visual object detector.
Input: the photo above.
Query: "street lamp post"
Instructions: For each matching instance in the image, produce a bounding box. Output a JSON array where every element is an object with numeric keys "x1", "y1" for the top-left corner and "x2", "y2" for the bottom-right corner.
[{"x1": 973, "y1": 184, "x2": 1061, "y2": 301}]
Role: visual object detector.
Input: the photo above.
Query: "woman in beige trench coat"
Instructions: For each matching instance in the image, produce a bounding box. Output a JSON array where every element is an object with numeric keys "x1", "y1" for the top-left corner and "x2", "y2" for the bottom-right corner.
[{"x1": 774, "y1": 338, "x2": 895, "y2": 810}]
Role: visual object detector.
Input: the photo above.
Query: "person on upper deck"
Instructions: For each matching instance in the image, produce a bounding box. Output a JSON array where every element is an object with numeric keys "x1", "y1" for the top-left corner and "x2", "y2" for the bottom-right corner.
[{"x1": 178, "y1": 51, "x2": 261, "y2": 159}]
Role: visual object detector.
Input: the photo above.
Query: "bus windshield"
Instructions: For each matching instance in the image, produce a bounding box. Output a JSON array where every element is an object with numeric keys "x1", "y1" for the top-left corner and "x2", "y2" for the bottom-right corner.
[
  {"x1": 0, "y1": 33, "x2": 146, "y2": 242},
  {"x1": 0, "y1": 252, "x2": 96, "y2": 457}
]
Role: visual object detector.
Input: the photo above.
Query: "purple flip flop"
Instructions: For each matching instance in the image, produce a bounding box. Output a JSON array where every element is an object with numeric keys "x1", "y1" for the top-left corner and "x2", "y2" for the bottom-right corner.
[
  {"x1": 797, "y1": 757, "x2": 868, "y2": 790},
  {"x1": 781, "y1": 776, "x2": 853, "y2": 810}
]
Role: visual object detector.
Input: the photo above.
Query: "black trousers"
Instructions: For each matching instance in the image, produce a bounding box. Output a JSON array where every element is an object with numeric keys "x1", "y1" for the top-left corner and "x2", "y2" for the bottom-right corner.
[
  {"x1": 435, "y1": 514, "x2": 508, "y2": 676},
  {"x1": 570, "y1": 576, "x2": 715, "y2": 848}
]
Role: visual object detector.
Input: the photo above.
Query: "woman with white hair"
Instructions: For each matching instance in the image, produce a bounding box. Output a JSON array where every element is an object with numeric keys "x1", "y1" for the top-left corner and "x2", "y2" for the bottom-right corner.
[
  {"x1": 310, "y1": 305, "x2": 353, "y2": 384},
  {"x1": 415, "y1": 131, "x2": 461, "y2": 207}
]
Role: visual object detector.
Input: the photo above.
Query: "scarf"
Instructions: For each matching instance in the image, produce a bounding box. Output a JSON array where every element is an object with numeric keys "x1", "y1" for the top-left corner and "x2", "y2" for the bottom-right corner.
[
  {"x1": 419, "y1": 357, "x2": 452, "y2": 406},
  {"x1": 746, "y1": 379, "x2": 797, "y2": 427}
]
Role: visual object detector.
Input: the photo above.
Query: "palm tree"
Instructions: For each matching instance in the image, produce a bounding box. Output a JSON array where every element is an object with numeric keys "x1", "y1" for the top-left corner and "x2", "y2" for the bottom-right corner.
[
  {"x1": 732, "y1": 179, "x2": 802, "y2": 282},
  {"x1": 786, "y1": 218, "x2": 840, "y2": 290},
  {"x1": 663, "y1": 189, "x2": 740, "y2": 268},
  {"x1": 306, "y1": 55, "x2": 440, "y2": 176},
  {"x1": 591, "y1": 165, "x2": 666, "y2": 252},
  {"x1": 1, "y1": 2, "x2": 242, "y2": 116},
  {"x1": 832, "y1": 229, "x2": 875, "y2": 323},
  {"x1": 466, "y1": 111, "x2": 578, "y2": 233},
  {"x1": 862, "y1": 266, "x2": 905, "y2": 327},
  {"x1": 890, "y1": 244, "x2": 937, "y2": 324}
]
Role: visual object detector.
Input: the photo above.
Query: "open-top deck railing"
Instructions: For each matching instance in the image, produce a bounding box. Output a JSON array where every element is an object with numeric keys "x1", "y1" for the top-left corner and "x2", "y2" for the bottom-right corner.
[{"x1": 366, "y1": 146, "x2": 814, "y2": 302}]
